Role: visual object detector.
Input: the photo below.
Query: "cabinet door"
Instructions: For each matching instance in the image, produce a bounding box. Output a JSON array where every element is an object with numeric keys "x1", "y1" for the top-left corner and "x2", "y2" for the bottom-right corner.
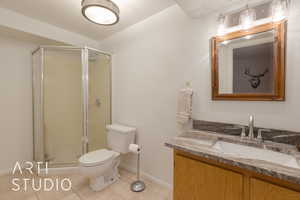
[
  {"x1": 250, "y1": 178, "x2": 300, "y2": 200},
  {"x1": 174, "y1": 154, "x2": 243, "y2": 200}
]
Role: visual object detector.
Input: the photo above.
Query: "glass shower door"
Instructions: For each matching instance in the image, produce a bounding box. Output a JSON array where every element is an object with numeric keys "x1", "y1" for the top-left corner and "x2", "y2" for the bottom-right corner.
[
  {"x1": 43, "y1": 49, "x2": 83, "y2": 165},
  {"x1": 87, "y1": 50, "x2": 111, "y2": 152}
]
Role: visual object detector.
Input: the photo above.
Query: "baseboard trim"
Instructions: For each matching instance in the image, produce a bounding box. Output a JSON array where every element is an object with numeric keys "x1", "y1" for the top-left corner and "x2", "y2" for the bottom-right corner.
[{"x1": 120, "y1": 164, "x2": 172, "y2": 189}]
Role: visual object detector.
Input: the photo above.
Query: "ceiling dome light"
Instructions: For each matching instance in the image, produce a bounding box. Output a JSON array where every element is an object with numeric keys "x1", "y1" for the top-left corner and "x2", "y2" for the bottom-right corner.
[
  {"x1": 239, "y1": 5, "x2": 256, "y2": 30},
  {"x1": 271, "y1": 0, "x2": 289, "y2": 22},
  {"x1": 81, "y1": 0, "x2": 120, "y2": 25}
]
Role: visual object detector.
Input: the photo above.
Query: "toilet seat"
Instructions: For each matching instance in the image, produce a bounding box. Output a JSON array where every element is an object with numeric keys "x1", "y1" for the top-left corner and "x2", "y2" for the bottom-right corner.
[{"x1": 79, "y1": 149, "x2": 119, "y2": 167}]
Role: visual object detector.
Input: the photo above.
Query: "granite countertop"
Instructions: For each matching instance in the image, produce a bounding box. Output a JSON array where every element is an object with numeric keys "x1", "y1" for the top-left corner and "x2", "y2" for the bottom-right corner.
[
  {"x1": 193, "y1": 120, "x2": 300, "y2": 147},
  {"x1": 165, "y1": 130, "x2": 300, "y2": 185}
]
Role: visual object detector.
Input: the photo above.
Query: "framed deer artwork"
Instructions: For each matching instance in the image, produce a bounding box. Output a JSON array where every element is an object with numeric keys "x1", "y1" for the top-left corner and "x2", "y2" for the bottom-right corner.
[{"x1": 211, "y1": 21, "x2": 286, "y2": 101}]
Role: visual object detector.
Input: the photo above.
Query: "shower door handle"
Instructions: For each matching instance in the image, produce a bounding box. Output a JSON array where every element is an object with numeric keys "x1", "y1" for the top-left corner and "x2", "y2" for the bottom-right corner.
[
  {"x1": 95, "y1": 98, "x2": 101, "y2": 107},
  {"x1": 81, "y1": 136, "x2": 89, "y2": 144}
]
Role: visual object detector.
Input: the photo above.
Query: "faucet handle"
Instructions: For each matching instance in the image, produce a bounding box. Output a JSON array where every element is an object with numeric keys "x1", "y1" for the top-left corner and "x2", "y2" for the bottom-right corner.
[
  {"x1": 225, "y1": 125, "x2": 246, "y2": 138},
  {"x1": 257, "y1": 129, "x2": 271, "y2": 141},
  {"x1": 296, "y1": 144, "x2": 300, "y2": 152},
  {"x1": 233, "y1": 125, "x2": 246, "y2": 138}
]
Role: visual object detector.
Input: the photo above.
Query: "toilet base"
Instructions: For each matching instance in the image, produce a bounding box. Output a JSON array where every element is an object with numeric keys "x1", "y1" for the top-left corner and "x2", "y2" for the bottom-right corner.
[{"x1": 89, "y1": 168, "x2": 120, "y2": 191}]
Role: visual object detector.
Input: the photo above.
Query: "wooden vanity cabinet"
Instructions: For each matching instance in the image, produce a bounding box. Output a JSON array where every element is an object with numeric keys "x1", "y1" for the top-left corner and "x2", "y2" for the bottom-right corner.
[
  {"x1": 174, "y1": 153, "x2": 243, "y2": 200},
  {"x1": 174, "y1": 150, "x2": 300, "y2": 200},
  {"x1": 250, "y1": 178, "x2": 300, "y2": 200}
]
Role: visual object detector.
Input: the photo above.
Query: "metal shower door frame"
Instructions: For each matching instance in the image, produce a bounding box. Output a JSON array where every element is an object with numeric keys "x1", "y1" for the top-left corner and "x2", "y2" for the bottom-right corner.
[{"x1": 32, "y1": 46, "x2": 112, "y2": 166}]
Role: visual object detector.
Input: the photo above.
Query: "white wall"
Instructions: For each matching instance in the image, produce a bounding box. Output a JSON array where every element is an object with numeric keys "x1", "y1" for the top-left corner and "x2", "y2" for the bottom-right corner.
[
  {"x1": 0, "y1": 7, "x2": 99, "y2": 48},
  {"x1": 0, "y1": 35, "x2": 37, "y2": 174},
  {"x1": 100, "y1": 1, "x2": 300, "y2": 185}
]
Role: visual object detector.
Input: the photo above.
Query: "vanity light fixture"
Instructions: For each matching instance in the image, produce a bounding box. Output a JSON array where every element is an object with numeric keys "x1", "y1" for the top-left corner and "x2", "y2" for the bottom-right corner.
[
  {"x1": 217, "y1": 14, "x2": 227, "y2": 36},
  {"x1": 81, "y1": 0, "x2": 120, "y2": 25},
  {"x1": 271, "y1": 0, "x2": 289, "y2": 22},
  {"x1": 239, "y1": 5, "x2": 256, "y2": 30}
]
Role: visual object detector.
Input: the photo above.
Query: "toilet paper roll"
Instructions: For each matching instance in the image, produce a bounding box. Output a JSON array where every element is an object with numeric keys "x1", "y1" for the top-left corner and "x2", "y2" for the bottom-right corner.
[{"x1": 129, "y1": 144, "x2": 141, "y2": 154}]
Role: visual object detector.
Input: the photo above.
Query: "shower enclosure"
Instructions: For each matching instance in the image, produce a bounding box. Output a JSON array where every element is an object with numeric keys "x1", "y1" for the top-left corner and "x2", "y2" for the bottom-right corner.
[{"x1": 32, "y1": 46, "x2": 111, "y2": 167}]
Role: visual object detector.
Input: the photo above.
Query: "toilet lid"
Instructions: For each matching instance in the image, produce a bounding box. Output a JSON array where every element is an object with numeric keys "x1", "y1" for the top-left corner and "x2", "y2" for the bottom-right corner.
[{"x1": 79, "y1": 149, "x2": 118, "y2": 167}]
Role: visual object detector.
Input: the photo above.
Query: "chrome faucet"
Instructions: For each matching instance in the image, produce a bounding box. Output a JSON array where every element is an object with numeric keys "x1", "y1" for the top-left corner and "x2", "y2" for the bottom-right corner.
[{"x1": 248, "y1": 115, "x2": 254, "y2": 140}]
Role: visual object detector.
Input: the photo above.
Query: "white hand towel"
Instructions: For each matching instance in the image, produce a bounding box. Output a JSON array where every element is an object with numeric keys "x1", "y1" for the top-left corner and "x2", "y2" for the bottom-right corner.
[{"x1": 176, "y1": 87, "x2": 193, "y2": 124}]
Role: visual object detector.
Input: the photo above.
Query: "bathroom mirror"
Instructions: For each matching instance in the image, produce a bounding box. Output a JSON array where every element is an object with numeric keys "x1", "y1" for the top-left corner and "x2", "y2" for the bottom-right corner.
[{"x1": 211, "y1": 21, "x2": 286, "y2": 101}]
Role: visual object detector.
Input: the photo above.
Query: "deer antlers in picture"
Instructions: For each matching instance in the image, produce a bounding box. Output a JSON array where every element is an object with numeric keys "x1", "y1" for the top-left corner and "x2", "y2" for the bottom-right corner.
[{"x1": 244, "y1": 68, "x2": 269, "y2": 89}]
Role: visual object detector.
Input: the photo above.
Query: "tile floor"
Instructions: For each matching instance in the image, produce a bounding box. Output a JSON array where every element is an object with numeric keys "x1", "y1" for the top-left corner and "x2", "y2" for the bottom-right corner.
[{"x1": 0, "y1": 169, "x2": 171, "y2": 200}]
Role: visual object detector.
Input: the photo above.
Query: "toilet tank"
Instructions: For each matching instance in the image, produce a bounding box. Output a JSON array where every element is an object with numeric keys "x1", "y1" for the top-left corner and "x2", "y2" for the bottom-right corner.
[{"x1": 106, "y1": 124, "x2": 136, "y2": 154}]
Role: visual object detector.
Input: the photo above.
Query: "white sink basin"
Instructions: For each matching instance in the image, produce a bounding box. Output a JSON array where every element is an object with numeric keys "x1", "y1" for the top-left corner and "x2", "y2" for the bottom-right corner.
[
  {"x1": 213, "y1": 141, "x2": 300, "y2": 169},
  {"x1": 175, "y1": 137, "x2": 215, "y2": 147}
]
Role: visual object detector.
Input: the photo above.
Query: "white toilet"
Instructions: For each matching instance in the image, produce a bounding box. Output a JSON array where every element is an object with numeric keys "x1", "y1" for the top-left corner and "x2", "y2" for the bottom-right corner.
[{"x1": 79, "y1": 124, "x2": 136, "y2": 191}]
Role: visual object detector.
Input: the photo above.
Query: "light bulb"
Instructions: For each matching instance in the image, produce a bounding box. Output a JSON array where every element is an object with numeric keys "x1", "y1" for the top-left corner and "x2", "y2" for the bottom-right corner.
[
  {"x1": 222, "y1": 40, "x2": 229, "y2": 45},
  {"x1": 272, "y1": 0, "x2": 288, "y2": 22},
  {"x1": 245, "y1": 35, "x2": 253, "y2": 40},
  {"x1": 217, "y1": 24, "x2": 226, "y2": 36},
  {"x1": 217, "y1": 14, "x2": 227, "y2": 36},
  {"x1": 239, "y1": 5, "x2": 256, "y2": 30}
]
